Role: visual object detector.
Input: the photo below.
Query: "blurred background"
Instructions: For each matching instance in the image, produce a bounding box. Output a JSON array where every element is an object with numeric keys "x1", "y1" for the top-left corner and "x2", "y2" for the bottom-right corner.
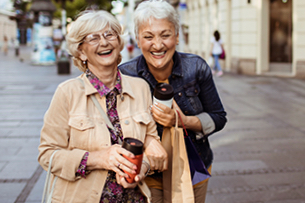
[{"x1": 1, "y1": 0, "x2": 304, "y2": 78}]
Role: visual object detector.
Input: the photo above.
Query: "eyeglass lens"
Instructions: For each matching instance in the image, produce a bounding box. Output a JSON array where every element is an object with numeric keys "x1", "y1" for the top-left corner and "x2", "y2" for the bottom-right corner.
[{"x1": 85, "y1": 31, "x2": 117, "y2": 45}]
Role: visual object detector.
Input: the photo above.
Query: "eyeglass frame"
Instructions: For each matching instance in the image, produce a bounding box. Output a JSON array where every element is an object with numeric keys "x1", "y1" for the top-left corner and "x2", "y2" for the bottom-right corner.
[{"x1": 80, "y1": 30, "x2": 118, "y2": 46}]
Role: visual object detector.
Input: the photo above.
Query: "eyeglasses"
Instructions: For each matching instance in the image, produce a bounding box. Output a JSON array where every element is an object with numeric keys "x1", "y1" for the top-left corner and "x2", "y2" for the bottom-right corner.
[{"x1": 82, "y1": 30, "x2": 118, "y2": 45}]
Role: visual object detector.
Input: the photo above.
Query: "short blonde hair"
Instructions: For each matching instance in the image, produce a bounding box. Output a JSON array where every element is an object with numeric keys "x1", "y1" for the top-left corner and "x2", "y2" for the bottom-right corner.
[{"x1": 66, "y1": 10, "x2": 124, "y2": 72}]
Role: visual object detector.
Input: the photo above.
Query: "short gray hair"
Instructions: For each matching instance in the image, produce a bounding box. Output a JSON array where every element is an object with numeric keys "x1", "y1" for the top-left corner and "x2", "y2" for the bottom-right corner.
[
  {"x1": 66, "y1": 10, "x2": 124, "y2": 72},
  {"x1": 133, "y1": 0, "x2": 179, "y2": 39}
]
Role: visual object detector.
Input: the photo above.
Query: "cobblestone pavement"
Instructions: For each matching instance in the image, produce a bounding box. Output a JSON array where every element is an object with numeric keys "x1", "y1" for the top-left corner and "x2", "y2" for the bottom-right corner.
[{"x1": 0, "y1": 46, "x2": 305, "y2": 203}]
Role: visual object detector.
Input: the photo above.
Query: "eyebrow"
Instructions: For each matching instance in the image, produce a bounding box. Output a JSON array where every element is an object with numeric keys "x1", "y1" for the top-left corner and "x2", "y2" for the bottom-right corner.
[{"x1": 142, "y1": 29, "x2": 173, "y2": 35}]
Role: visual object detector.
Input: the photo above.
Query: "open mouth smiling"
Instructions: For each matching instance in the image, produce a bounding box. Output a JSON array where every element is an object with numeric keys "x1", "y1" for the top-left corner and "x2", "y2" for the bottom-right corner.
[
  {"x1": 151, "y1": 51, "x2": 166, "y2": 56},
  {"x1": 97, "y1": 50, "x2": 112, "y2": 56}
]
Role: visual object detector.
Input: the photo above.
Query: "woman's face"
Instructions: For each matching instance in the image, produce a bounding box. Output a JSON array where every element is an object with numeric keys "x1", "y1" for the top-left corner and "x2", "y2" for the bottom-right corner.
[
  {"x1": 79, "y1": 27, "x2": 121, "y2": 71},
  {"x1": 137, "y1": 18, "x2": 179, "y2": 72}
]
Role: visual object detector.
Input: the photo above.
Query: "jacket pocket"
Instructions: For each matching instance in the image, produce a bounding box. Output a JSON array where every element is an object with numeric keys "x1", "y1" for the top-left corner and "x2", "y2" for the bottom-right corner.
[
  {"x1": 132, "y1": 112, "x2": 151, "y2": 125},
  {"x1": 132, "y1": 112, "x2": 152, "y2": 142},
  {"x1": 68, "y1": 116, "x2": 95, "y2": 150},
  {"x1": 122, "y1": 112, "x2": 152, "y2": 142},
  {"x1": 69, "y1": 116, "x2": 95, "y2": 130},
  {"x1": 184, "y1": 81, "x2": 202, "y2": 113},
  {"x1": 184, "y1": 80, "x2": 200, "y2": 97}
]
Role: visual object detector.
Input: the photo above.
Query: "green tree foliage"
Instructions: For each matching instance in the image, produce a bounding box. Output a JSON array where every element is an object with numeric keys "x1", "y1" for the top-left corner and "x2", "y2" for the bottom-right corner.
[{"x1": 52, "y1": 0, "x2": 112, "y2": 20}]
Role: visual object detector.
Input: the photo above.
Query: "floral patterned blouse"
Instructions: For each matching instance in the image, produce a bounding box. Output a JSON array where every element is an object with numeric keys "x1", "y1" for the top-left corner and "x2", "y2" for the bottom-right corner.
[{"x1": 76, "y1": 69, "x2": 146, "y2": 203}]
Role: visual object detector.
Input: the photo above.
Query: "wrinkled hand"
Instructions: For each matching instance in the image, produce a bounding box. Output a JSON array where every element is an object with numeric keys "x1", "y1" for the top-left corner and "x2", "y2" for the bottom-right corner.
[
  {"x1": 151, "y1": 100, "x2": 186, "y2": 128},
  {"x1": 144, "y1": 135, "x2": 168, "y2": 171},
  {"x1": 87, "y1": 144, "x2": 137, "y2": 178},
  {"x1": 151, "y1": 102, "x2": 175, "y2": 127},
  {"x1": 116, "y1": 161, "x2": 149, "y2": 188}
]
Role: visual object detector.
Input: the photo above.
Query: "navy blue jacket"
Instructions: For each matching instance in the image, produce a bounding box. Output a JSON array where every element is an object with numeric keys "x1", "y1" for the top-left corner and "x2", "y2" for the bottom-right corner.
[{"x1": 119, "y1": 51, "x2": 227, "y2": 168}]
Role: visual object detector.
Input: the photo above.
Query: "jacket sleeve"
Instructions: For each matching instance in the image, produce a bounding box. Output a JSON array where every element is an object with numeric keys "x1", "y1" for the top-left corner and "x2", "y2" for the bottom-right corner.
[
  {"x1": 196, "y1": 60, "x2": 227, "y2": 136},
  {"x1": 143, "y1": 81, "x2": 159, "y2": 141},
  {"x1": 142, "y1": 80, "x2": 162, "y2": 164},
  {"x1": 38, "y1": 85, "x2": 87, "y2": 182}
]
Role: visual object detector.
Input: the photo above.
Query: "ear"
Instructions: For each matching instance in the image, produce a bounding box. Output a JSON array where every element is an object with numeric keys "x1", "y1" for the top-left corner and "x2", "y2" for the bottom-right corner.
[
  {"x1": 78, "y1": 47, "x2": 88, "y2": 61},
  {"x1": 176, "y1": 33, "x2": 179, "y2": 45},
  {"x1": 135, "y1": 36, "x2": 141, "y2": 49}
]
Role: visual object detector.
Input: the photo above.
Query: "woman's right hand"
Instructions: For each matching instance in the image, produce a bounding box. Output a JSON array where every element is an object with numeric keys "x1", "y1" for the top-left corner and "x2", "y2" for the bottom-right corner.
[
  {"x1": 86, "y1": 144, "x2": 138, "y2": 178},
  {"x1": 144, "y1": 135, "x2": 168, "y2": 172}
]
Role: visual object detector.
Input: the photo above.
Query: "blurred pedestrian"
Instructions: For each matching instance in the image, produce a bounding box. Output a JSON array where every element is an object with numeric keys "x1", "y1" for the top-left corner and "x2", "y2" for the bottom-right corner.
[
  {"x1": 126, "y1": 32, "x2": 135, "y2": 59},
  {"x1": 119, "y1": 1, "x2": 227, "y2": 202},
  {"x1": 38, "y1": 10, "x2": 167, "y2": 203},
  {"x1": 210, "y1": 30, "x2": 225, "y2": 77},
  {"x1": 2, "y1": 36, "x2": 8, "y2": 55},
  {"x1": 14, "y1": 38, "x2": 20, "y2": 57}
]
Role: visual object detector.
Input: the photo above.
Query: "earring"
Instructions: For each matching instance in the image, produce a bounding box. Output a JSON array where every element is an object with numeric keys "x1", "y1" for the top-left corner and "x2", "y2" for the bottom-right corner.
[{"x1": 83, "y1": 61, "x2": 86, "y2": 64}]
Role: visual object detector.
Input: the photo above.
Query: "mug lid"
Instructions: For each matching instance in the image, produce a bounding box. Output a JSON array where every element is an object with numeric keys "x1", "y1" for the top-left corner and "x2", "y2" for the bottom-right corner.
[
  {"x1": 122, "y1": 138, "x2": 143, "y2": 155},
  {"x1": 153, "y1": 83, "x2": 174, "y2": 100}
]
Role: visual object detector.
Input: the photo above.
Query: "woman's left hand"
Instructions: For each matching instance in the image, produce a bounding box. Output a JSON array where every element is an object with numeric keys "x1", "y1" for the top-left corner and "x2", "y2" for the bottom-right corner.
[
  {"x1": 116, "y1": 161, "x2": 149, "y2": 188},
  {"x1": 151, "y1": 100, "x2": 186, "y2": 127}
]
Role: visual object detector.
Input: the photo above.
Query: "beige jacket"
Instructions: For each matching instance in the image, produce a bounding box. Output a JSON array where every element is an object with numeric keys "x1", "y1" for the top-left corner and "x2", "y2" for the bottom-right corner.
[{"x1": 38, "y1": 72, "x2": 159, "y2": 203}]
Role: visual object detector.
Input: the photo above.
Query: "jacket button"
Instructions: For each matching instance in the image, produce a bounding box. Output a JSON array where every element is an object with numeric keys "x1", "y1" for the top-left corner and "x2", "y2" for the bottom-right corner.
[
  {"x1": 178, "y1": 92, "x2": 182, "y2": 97},
  {"x1": 125, "y1": 120, "x2": 129, "y2": 125},
  {"x1": 194, "y1": 89, "x2": 198, "y2": 93}
]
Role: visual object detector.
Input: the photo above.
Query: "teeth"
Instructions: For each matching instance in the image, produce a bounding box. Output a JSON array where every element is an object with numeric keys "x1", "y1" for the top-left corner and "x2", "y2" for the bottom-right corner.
[
  {"x1": 98, "y1": 50, "x2": 112, "y2": 55},
  {"x1": 152, "y1": 52, "x2": 165, "y2": 56}
]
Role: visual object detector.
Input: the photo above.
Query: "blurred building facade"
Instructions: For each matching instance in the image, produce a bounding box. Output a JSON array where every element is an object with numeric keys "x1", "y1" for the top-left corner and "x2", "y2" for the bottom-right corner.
[
  {"x1": 184, "y1": 0, "x2": 305, "y2": 78},
  {"x1": 0, "y1": 9, "x2": 17, "y2": 47}
]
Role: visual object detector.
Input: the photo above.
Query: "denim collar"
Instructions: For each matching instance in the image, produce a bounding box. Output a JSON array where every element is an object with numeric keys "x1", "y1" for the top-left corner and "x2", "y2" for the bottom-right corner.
[{"x1": 136, "y1": 51, "x2": 183, "y2": 80}]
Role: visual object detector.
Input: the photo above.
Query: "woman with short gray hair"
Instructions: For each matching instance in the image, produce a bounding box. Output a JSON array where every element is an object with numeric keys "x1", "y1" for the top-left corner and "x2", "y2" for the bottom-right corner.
[{"x1": 119, "y1": 0, "x2": 227, "y2": 202}]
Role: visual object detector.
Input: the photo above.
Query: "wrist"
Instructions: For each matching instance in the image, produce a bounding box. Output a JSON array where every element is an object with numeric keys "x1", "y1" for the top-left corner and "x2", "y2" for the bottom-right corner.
[{"x1": 142, "y1": 160, "x2": 150, "y2": 176}]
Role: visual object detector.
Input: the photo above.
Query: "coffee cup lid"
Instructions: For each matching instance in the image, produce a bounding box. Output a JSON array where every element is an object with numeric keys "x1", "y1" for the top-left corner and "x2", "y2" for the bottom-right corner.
[
  {"x1": 122, "y1": 138, "x2": 143, "y2": 155},
  {"x1": 154, "y1": 83, "x2": 174, "y2": 100}
]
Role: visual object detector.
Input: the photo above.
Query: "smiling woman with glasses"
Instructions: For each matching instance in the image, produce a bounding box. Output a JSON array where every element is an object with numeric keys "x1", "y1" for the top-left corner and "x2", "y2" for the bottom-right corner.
[
  {"x1": 81, "y1": 30, "x2": 118, "y2": 46},
  {"x1": 38, "y1": 9, "x2": 168, "y2": 203}
]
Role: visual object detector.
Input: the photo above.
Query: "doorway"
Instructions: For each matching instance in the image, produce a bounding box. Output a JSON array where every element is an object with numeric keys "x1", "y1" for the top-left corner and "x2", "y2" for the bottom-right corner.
[{"x1": 269, "y1": 0, "x2": 293, "y2": 72}]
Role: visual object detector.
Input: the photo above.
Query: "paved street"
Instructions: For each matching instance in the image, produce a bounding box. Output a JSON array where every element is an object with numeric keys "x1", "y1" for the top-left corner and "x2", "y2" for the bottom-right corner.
[{"x1": 0, "y1": 45, "x2": 305, "y2": 203}]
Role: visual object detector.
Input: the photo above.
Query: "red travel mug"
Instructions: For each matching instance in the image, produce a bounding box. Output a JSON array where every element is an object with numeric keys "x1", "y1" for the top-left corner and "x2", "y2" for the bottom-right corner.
[{"x1": 122, "y1": 138, "x2": 144, "y2": 183}]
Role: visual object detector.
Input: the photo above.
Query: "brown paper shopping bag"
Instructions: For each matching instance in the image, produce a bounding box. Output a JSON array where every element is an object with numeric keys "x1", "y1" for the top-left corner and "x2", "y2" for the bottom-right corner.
[{"x1": 162, "y1": 110, "x2": 194, "y2": 203}]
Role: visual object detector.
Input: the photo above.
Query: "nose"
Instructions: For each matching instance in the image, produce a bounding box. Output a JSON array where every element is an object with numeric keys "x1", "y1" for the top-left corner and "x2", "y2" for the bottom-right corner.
[
  {"x1": 98, "y1": 35, "x2": 109, "y2": 46},
  {"x1": 152, "y1": 36, "x2": 164, "y2": 50}
]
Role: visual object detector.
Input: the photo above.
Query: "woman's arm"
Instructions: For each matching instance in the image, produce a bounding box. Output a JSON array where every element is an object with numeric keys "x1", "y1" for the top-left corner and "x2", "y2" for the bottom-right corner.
[
  {"x1": 151, "y1": 100, "x2": 202, "y2": 132},
  {"x1": 38, "y1": 86, "x2": 87, "y2": 181},
  {"x1": 143, "y1": 135, "x2": 168, "y2": 171},
  {"x1": 151, "y1": 64, "x2": 226, "y2": 136}
]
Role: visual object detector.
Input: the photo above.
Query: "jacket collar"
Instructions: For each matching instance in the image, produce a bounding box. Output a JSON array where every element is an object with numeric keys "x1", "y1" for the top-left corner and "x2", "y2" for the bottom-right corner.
[
  {"x1": 136, "y1": 51, "x2": 183, "y2": 79},
  {"x1": 120, "y1": 71, "x2": 135, "y2": 99},
  {"x1": 79, "y1": 71, "x2": 135, "y2": 99}
]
